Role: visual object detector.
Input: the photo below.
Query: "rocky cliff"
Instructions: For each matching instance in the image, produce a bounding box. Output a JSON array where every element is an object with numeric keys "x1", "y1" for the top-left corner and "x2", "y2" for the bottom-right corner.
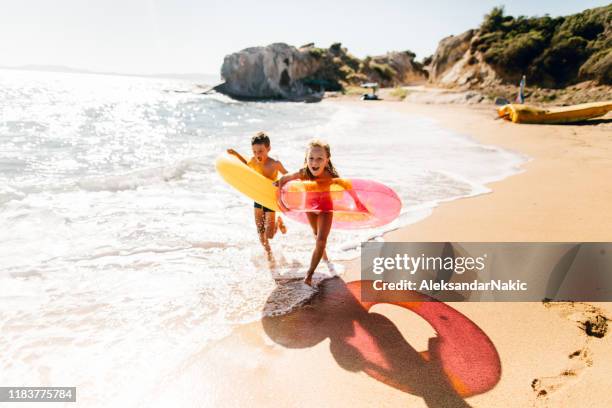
[
  {"x1": 427, "y1": 5, "x2": 612, "y2": 90},
  {"x1": 215, "y1": 42, "x2": 426, "y2": 101}
]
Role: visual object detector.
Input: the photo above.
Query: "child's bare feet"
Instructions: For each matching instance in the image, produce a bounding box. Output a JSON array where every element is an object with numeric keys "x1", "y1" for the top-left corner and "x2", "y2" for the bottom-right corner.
[
  {"x1": 303, "y1": 273, "x2": 313, "y2": 286},
  {"x1": 277, "y1": 216, "x2": 287, "y2": 234},
  {"x1": 267, "y1": 253, "x2": 277, "y2": 269},
  {"x1": 267, "y1": 255, "x2": 279, "y2": 271}
]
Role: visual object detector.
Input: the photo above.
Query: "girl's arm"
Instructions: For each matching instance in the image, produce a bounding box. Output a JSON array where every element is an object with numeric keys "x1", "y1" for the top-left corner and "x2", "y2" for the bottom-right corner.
[
  {"x1": 226, "y1": 148, "x2": 248, "y2": 165},
  {"x1": 273, "y1": 171, "x2": 301, "y2": 187},
  {"x1": 335, "y1": 177, "x2": 368, "y2": 213},
  {"x1": 347, "y1": 189, "x2": 369, "y2": 213},
  {"x1": 273, "y1": 171, "x2": 301, "y2": 212}
]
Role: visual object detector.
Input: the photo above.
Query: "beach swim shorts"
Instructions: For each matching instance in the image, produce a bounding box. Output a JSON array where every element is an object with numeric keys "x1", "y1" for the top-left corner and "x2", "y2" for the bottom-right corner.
[{"x1": 254, "y1": 201, "x2": 274, "y2": 213}]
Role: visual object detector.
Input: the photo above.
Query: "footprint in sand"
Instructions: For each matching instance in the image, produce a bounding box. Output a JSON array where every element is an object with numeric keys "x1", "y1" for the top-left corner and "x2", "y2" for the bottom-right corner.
[
  {"x1": 531, "y1": 302, "x2": 609, "y2": 406},
  {"x1": 543, "y1": 301, "x2": 609, "y2": 338}
]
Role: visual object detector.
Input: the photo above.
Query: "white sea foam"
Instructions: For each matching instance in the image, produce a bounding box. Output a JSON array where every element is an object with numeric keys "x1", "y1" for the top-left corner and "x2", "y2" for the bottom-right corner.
[{"x1": 77, "y1": 160, "x2": 195, "y2": 191}]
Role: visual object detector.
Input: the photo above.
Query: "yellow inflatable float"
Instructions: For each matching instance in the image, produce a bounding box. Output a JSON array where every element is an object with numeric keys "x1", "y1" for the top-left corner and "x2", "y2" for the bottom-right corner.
[
  {"x1": 498, "y1": 101, "x2": 612, "y2": 124},
  {"x1": 214, "y1": 153, "x2": 280, "y2": 211}
]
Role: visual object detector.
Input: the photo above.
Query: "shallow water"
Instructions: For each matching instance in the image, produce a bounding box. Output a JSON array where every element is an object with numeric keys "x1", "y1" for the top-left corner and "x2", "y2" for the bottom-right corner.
[{"x1": 0, "y1": 69, "x2": 526, "y2": 406}]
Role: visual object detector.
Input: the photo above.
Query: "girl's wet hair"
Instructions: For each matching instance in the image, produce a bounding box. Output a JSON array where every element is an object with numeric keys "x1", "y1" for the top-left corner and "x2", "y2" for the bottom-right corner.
[{"x1": 302, "y1": 139, "x2": 339, "y2": 179}]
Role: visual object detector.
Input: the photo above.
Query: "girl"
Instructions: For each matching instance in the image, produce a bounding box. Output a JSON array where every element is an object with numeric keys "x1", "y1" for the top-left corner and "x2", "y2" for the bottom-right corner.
[{"x1": 275, "y1": 139, "x2": 339, "y2": 286}]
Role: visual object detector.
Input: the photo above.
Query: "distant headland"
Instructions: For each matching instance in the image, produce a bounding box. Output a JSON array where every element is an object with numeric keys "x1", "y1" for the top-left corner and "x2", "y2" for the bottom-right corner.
[{"x1": 215, "y1": 5, "x2": 611, "y2": 104}]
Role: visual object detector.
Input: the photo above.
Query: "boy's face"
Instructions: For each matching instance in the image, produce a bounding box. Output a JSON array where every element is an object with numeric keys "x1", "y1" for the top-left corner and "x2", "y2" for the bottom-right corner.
[{"x1": 252, "y1": 143, "x2": 270, "y2": 163}]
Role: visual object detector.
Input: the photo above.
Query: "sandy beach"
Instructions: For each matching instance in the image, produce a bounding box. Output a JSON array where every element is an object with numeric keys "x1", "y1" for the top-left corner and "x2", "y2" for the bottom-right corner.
[{"x1": 186, "y1": 97, "x2": 612, "y2": 408}]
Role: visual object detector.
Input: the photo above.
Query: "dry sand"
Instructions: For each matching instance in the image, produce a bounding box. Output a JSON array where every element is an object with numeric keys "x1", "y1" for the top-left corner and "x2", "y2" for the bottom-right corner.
[{"x1": 188, "y1": 98, "x2": 612, "y2": 407}]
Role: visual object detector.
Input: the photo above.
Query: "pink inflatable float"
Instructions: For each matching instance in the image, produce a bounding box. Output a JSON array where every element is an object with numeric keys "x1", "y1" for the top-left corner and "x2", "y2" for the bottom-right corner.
[{"x1": 277, "y1": 178, "x2": 401, "y2": 229}]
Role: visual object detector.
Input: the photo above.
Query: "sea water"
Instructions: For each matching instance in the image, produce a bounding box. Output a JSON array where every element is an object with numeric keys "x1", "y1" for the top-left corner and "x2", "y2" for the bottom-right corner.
[{"x1": 0, "y1": 69, "x2": 525, "y2": 406}]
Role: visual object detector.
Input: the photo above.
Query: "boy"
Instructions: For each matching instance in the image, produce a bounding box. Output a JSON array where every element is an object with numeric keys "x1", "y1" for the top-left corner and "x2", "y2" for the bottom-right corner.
[{"x1": 227, "y1": 131, "x2": 288, "y2": 261}]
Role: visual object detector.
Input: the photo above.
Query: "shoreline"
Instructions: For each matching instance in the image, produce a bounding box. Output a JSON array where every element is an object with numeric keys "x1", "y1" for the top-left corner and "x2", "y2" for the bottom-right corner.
[
  {"x1": 177, "y1": 98, "x2": 612, "y2": 407},
  {"x1": 337, "y1": 97, "x2": 612, "y2": 242}
]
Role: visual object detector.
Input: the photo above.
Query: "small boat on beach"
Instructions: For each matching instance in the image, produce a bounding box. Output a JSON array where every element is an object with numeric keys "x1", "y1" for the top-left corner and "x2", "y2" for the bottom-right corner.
[
  {"x1": 360, "y1": 82, "x2": 380, "y2": 101},
  {"x1": 498, "y1": 101, "x2": 612, "y2": 124}
]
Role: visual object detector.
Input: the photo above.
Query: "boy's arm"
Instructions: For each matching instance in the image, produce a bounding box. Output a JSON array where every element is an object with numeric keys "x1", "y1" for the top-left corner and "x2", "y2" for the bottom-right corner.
[
  {"x1": 226, "y1": 149, "x2": 248, "y2": 165},
  {"x1": 277, "y1": 161, "x2": 289, "y2": 175}
]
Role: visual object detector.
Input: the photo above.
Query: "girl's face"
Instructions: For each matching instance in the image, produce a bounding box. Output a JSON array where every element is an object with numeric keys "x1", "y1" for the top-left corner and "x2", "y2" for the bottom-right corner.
[{"x1": 307, "y1": 146, "x2": 329, "y2": 177}]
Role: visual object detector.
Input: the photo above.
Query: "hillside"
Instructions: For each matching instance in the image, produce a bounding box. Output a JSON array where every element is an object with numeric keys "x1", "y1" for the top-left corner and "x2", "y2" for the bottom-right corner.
[{"x1": 427, "y1": 5, "x2": 611, "y2": 102}]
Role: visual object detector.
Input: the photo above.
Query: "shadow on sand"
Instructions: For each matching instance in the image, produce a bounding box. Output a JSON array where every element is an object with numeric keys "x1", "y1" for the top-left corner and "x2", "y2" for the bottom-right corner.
[
  {"x1": 525, "y1": 117, "x2": 612, "y2": 126},
  {"x1": 263, "y1": 278, "x2": 501, "y2": 408}
]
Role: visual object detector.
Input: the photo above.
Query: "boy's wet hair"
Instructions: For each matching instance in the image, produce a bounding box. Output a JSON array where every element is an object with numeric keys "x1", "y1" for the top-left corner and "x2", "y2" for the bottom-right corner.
[{"x1": 251, "y1": 131, "x2": 270, "y2": 147}]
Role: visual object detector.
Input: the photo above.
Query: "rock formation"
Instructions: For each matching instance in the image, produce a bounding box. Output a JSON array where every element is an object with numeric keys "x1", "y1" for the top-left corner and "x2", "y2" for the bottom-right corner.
[
  {"x1": 215, "y1": 43, "x2": 427, "y2": 101},
  {"x1": 427, "y1": 29, "x2": 506, "y2": 89},
  {"x1": 366, "y1": 51, "x2": 427, "y2": 86},
  {"x1": 215, "y1": 43, "x2": 323, "y2": 101}
]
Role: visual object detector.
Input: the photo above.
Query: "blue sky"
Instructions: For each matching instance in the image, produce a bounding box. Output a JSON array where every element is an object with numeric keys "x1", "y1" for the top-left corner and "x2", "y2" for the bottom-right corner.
[{"x1": 0, "y1": 0, "x2": 608, "y2": 75}]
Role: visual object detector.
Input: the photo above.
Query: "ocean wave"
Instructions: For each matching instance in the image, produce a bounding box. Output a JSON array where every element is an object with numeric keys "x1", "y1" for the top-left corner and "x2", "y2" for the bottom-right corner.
[
  {"x1": 77, "y1": 160, "x2": 196, "y2": 192},
  {"x1": 0, "y1": 185, "x2": 27, "y2": 205}
]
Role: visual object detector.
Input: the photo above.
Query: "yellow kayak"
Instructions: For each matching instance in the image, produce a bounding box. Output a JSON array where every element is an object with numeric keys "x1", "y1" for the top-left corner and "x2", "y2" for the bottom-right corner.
[{"x1": 498, "y1": 101, "x2": 612, "y2": 124}]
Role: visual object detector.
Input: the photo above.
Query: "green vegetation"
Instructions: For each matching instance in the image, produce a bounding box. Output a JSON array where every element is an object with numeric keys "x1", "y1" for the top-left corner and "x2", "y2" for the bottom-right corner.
[
  {"x1": 579, "y1": 48, "x2": 612, "y2": 84},
  {"x1": 390, "y1": 87, "x2": 409, "y2": 100},
  {"x1": 300, "y1": 42, "x2": 425, "y2": 92},
  {"x1": 369, "y1": 62, "x2": 397, "y2": 81},
  {"x1": 472, "y1": 5, "x2": 611, "y2": 87},
  {"x1": 307, "y1": 47, "x2": 326, "y2": 59},
  {"x1": 342, "y1": 85, "x2": 367, "y2": 96}
]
